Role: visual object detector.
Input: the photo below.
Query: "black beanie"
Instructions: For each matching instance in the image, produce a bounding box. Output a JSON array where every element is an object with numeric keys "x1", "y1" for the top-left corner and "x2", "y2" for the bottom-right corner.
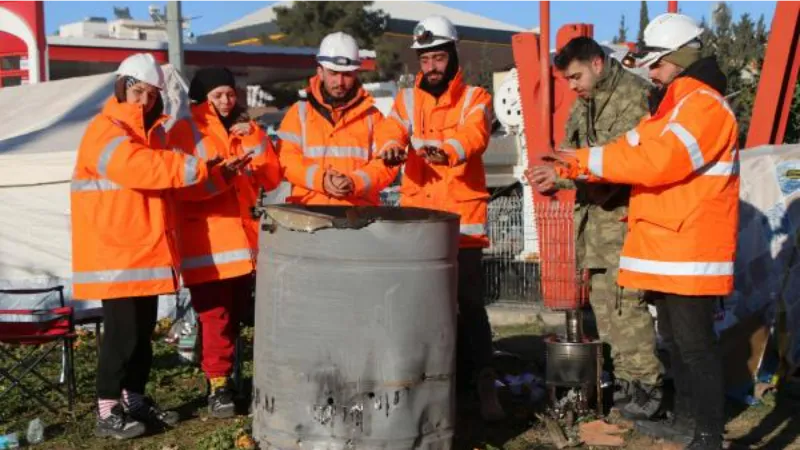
[{"x1": 188, "y1": 67, "x2": 236, "y2": 103}]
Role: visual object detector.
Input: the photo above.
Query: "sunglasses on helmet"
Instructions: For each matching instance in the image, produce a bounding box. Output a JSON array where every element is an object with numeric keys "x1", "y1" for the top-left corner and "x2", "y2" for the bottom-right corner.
[
  {"x1": 317, "y1": 55, "x2": 360, "y2": 67},
  {"x1": 413, "y1": 27, "x2": 451, "y2": 46},
  {"x1": 630, "y1": 45, "x2": 672, "y2": 60}
]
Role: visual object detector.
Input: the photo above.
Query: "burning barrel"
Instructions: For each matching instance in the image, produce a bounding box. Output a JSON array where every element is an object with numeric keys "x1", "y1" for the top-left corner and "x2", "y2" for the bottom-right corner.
[{"x1": 252, "y1": 205, "x2": 459, "y2": 450}]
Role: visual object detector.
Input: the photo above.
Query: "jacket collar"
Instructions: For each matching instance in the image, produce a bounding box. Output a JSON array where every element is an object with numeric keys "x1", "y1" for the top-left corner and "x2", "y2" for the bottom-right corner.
[
  {"x1": 651, "y1": 57, "x2": 727, "y2": 116},
  {"x1": 305, "y1": 75, "x2": 374, "y2": 125},
  {"x1": 101, "y1": 96, "x2": 167, "y2": 140},
  {"x1": 415, "y1": 69, "x2": 466, "y2": 107}
]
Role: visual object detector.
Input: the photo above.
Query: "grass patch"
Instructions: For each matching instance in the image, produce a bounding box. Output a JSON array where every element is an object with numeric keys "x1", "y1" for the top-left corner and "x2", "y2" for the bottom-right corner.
[{"x1": 1, "y1": 322, "x2": 798, "y2": 449}]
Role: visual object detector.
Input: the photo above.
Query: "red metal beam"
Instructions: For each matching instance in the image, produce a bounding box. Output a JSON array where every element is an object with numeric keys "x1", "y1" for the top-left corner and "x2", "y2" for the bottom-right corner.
[
  {"x1": 48, "y1": 45, "x2": 318, "y2": 69},
  {"x1": 540, "y1": 1, "x2": 553, "y2": 154},
  {"x1": 184, "y1": 51, "x2": 316, "y2": 69},
  {"x1": 49, "y1": 46, "x2": 169, "y2": 64},
  {"x1": 668, "y1": 1, "x2": 679, "y2": 13},
  {"x1": 745, "y1": 1, "x2": 800, "y2": 147}
]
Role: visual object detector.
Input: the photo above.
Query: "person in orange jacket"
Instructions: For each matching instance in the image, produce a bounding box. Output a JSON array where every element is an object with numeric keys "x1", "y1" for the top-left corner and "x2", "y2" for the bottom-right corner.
[
  {"x1": 277, "y1": 32, "x2": 398, "y2": 205},
  {"x1": 376, "y1": 15, "x2": 505, "y2": 422},
  {"x1": 173, "y1": 67, "x2": 281, "y2": 419},
  {"x1": 528, "y1": 13, "x2": 738, "y2": 450},
  {"x1": 71, "y1": 53, "x2": 250, "y2": 440}
]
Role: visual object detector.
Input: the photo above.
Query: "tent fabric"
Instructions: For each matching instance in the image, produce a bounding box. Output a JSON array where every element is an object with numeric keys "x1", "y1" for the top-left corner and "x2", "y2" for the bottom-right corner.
[{"x1": 0, "y1": 66, "x2": 191, "y2": 321}]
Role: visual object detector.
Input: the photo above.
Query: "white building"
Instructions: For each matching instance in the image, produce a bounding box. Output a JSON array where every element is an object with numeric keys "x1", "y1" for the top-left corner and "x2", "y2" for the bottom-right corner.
[{"x1": 57, "y1": 5, "x2": 190, "y2": 42}]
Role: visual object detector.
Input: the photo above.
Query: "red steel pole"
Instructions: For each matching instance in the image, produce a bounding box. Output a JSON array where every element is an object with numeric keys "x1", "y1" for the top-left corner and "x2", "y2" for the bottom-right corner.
[
  {"x1": 668, "y1": 1, "x2": 678, "y2": 13},
  {"x1": 540, "y1": 0, "x2": 553, "y2": 153}
]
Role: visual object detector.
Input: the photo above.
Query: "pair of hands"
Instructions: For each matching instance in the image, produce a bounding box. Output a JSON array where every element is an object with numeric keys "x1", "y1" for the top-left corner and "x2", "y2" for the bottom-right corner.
[
  {"x1": 379, "y1": 146, "x2": 449, "y2": 167},
  {"x1": 229, "y1": 122, "x2": 252, "y2": 137},
  {"x1": 206, "y1": 150, "x2": 254, "y2": 182},
  {"x1": 523, "y1": 149, "x2": 576, "y2": 194},
  {"x1": 323, "y1": 168, "x2": 355, "y2": 198}
]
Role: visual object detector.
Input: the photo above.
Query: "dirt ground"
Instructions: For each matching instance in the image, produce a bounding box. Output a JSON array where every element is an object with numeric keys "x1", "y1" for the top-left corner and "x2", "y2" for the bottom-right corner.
[{"x1": 1, "y1": 322, "x2": 799, "y2": 449}]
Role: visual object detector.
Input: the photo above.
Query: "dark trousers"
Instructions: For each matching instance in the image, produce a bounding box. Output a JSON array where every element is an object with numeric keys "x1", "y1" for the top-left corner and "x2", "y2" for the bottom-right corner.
[
  {"x1": 652, "y1": 292, "x2": 724, "y2": 436},
  {"x1": 96, "y1": 296, "x2": 158, "y2": 400},
  {"x1": 456, "y1": 248, "x2": 494, "y2": 386},
  {"x1": 189, "y1": 275, "x2": 254, "y2": 379}
]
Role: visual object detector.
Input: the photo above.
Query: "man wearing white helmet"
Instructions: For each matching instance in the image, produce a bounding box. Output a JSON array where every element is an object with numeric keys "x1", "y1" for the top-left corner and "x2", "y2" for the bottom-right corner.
[
  {"x1": 532, "y1": 13, "x2": 737, "y2": 449},
  {"x1": 277, "y1": 32, "x2": 397, "y2": 206},
  {"x1": 376, "y1": 15, "x2": 504, "y2": 422},
  {"x1": 71, "y1": 53, "x2": 249, "y2": 440}
]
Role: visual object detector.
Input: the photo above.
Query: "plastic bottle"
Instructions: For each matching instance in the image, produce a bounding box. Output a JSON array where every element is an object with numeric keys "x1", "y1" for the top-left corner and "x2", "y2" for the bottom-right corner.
[
  {"x1": 0, "y1": 433, "x2": 20, "y2": 449},
  {"x1": 27, "y1": 417, "x2": 45, "y2": 444}
]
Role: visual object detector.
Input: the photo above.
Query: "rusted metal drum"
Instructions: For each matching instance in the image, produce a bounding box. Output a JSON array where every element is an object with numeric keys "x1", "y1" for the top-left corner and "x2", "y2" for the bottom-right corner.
[{"x1": 252, "y1": 205, "x2": 460, "y2": 450}]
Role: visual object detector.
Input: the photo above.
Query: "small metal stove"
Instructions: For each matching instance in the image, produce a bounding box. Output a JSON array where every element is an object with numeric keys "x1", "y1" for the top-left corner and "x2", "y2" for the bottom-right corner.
[{"x1": 534, "y1": 197, "x2": 604, "y2": 420}]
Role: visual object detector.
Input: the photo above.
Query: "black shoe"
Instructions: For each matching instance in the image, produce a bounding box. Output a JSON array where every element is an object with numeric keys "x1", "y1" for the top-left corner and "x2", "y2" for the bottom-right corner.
[
  {"x1": 612, "y1": 379, "x2": 634, "y2": 406},
  {"x1": 95, "y1": 404, "x2": 146, "y2": 440},
  {"x1": 635, "y1": 414, "x2": 694, "y2": 446},
  {"x1": 620, "y1": 382, "x2": 663, "y2": 420},
  {"x1": 209, "y1": 387, "x2": 236, "y2": 419},
  {"x1": 126, "y1": 396, "x2": 180, "y2": 427},
  {"x1": 685, "y1": 432, "x2": 723, "y2": 450}
]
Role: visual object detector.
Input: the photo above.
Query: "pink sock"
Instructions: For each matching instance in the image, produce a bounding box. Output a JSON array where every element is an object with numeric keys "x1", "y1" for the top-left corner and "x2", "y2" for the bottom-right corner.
[{"x1": 98, "y1": 399, "x2": 119, "y2": 420}]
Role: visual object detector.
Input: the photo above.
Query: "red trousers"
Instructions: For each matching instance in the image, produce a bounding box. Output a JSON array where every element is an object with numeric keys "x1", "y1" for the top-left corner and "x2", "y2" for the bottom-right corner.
[{"x1": 189, "y1": 274, "x2": 255, "y2": 379}]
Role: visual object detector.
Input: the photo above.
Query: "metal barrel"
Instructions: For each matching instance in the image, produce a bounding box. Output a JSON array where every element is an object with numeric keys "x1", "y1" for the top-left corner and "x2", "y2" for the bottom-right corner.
[
  {"x1": 252, "y1": 205, "x2": 460, "y2": 450},
  {"x1": 544, "y1": 337, "x2": 601, "y2": 387}
]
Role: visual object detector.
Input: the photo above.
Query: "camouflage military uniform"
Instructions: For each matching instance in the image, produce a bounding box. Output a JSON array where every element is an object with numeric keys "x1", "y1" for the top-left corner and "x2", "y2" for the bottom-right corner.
[{"x1": 557, "y1": 58, "x2": 661, "y2": 386}]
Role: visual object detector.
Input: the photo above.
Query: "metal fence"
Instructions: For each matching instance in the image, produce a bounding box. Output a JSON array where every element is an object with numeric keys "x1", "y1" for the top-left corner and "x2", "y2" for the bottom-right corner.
[{"x1": 483, "y1": 194, "x2": 540, "y2": 304}]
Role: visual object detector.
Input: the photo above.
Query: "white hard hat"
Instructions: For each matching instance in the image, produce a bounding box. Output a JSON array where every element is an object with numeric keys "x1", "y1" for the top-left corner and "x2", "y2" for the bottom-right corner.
[
  {"x1": 317, "y1": 32, "x2": 361, "y2": 72},
  {"x1": 637, "y1": 13, "x2": 704, "y2": 68},
  {"x1": 411, "y1": 15, "x2": 458, "y2": 50},
  {"x1": 116, "y1": 53, "x2": 165, "y2": 90}
]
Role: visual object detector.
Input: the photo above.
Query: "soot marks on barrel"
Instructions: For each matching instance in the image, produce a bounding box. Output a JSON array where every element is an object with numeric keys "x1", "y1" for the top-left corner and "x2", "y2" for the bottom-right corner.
[{"x1": 252, "y1": 387, "x2": 275, "y2": 414}]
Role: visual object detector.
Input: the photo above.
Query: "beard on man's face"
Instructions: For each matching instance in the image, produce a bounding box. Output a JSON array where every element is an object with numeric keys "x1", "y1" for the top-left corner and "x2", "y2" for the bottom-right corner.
[{"x1": 423, "y1": 69, "x2": 445, "y2": 86}]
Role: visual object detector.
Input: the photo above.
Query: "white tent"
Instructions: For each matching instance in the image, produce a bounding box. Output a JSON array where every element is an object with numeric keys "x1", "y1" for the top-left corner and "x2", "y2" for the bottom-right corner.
[{"x1": 0, "y1": 66, "x2": 192, "y2": 320}]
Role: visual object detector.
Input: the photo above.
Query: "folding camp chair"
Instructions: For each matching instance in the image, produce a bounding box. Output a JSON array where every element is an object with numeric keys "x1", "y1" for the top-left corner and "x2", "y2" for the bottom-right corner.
[{"x1": 0, "y1": 286, "x2": 77, "y2": 416}]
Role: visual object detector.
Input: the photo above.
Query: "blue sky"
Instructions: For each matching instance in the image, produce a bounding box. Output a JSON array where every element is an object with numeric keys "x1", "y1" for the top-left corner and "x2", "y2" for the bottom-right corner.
[{"x1": 44, "y1": 1, "x2": 777, "y2": 43}]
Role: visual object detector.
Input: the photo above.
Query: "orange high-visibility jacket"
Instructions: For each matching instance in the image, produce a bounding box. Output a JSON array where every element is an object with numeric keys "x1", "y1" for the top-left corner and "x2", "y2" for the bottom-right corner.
[
  {"x1": 170, "y1": 102, "x2": 281, "y2": 286},
  {"x1": 556, "y1": 76, "x2": 739, "y2": 296},
  {"x1": 375, "y1": 70, "x2": 492, "y2": 248},
  {"x1": 277, "y1": 76, "x2": 398, "y2": 206},
  {"x1": 71, "y1": 97, "x2": 213, "y2": 300}
]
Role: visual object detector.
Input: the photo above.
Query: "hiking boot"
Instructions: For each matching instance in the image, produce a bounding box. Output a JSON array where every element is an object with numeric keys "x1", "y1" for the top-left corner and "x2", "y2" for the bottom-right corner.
[
  {"x1": 685, "y1": 432, "x2": 723, "y2": 450},
  {"x1": 95, "y1": 404, "x2": 146, "y2": 440},
  {"x1": 126, "y1": 396, "x2": 180, "y2": 428},
  {"x1": 635, "y1": 414, "x2": 694, "y2": 446},
  {"x1": 477, "y1": 368, "x2": 506, "y2": 422},
  {"x1": 620, "y1": 382, "x2": 662, "y2": 420},
  {"x1": 209, "y1": 387, "x2": 236, "y2": 419},
  {"x1": 612, "y1": 378, "x2": 634, "y2": 406}
]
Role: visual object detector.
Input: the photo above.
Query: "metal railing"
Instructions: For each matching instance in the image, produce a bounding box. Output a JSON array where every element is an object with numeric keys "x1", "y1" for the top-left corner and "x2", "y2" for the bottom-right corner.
[{"x1": 484, "y1": 194, "x2": 540, "y2": 304}]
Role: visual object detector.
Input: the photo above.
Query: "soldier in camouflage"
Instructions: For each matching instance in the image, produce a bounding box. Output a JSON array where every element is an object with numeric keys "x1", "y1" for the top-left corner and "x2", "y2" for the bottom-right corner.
[{"x1": 526, "y1": 37, "x2": 663, "y2": 420}]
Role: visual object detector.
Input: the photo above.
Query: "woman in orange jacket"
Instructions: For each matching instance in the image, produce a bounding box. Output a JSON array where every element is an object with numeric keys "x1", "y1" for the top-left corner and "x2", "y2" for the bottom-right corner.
[
  {"x1": 71, "y1": 54, "x2": 249, "y2": 440},
  {"x1": 173, "y1": 67, "x2": 281, "y2": 418}
]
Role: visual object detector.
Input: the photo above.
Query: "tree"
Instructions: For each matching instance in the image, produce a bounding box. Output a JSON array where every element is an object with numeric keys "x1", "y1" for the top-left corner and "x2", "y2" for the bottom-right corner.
[
  {"x1": 787, "y1": 81, "x2": 800, "y2": 144},
  {"x1": 268, "y1": 1, "x2": 403, "y2": 106},
  {"x1": 613, "y1": 14, "x2": 628, "y2": 44},
  {"x1": 637, "y1": 1, "x2": 649, "y2": 46},
  {"x1": 476, "y1": 43, "x2": 494, "y2": 94}
]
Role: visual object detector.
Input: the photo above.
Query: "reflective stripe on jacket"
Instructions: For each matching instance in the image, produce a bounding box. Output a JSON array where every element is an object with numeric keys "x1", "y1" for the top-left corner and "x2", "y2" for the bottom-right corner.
[
  {"x1": 557, "y1": 76, "x2": 739, "y2": 296},
  {"x1": 277, "y1": 76, "x2": 398, "y2": 206},
  {"x1": 71, "y1": 96, "x2": 210, "y2": 300},
  {"x1": 375, "y1": 70, "x2": 492, "y2": 248},
  {"x1": 171, "y1": 102, "x2": 281, "y2": 286}
]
